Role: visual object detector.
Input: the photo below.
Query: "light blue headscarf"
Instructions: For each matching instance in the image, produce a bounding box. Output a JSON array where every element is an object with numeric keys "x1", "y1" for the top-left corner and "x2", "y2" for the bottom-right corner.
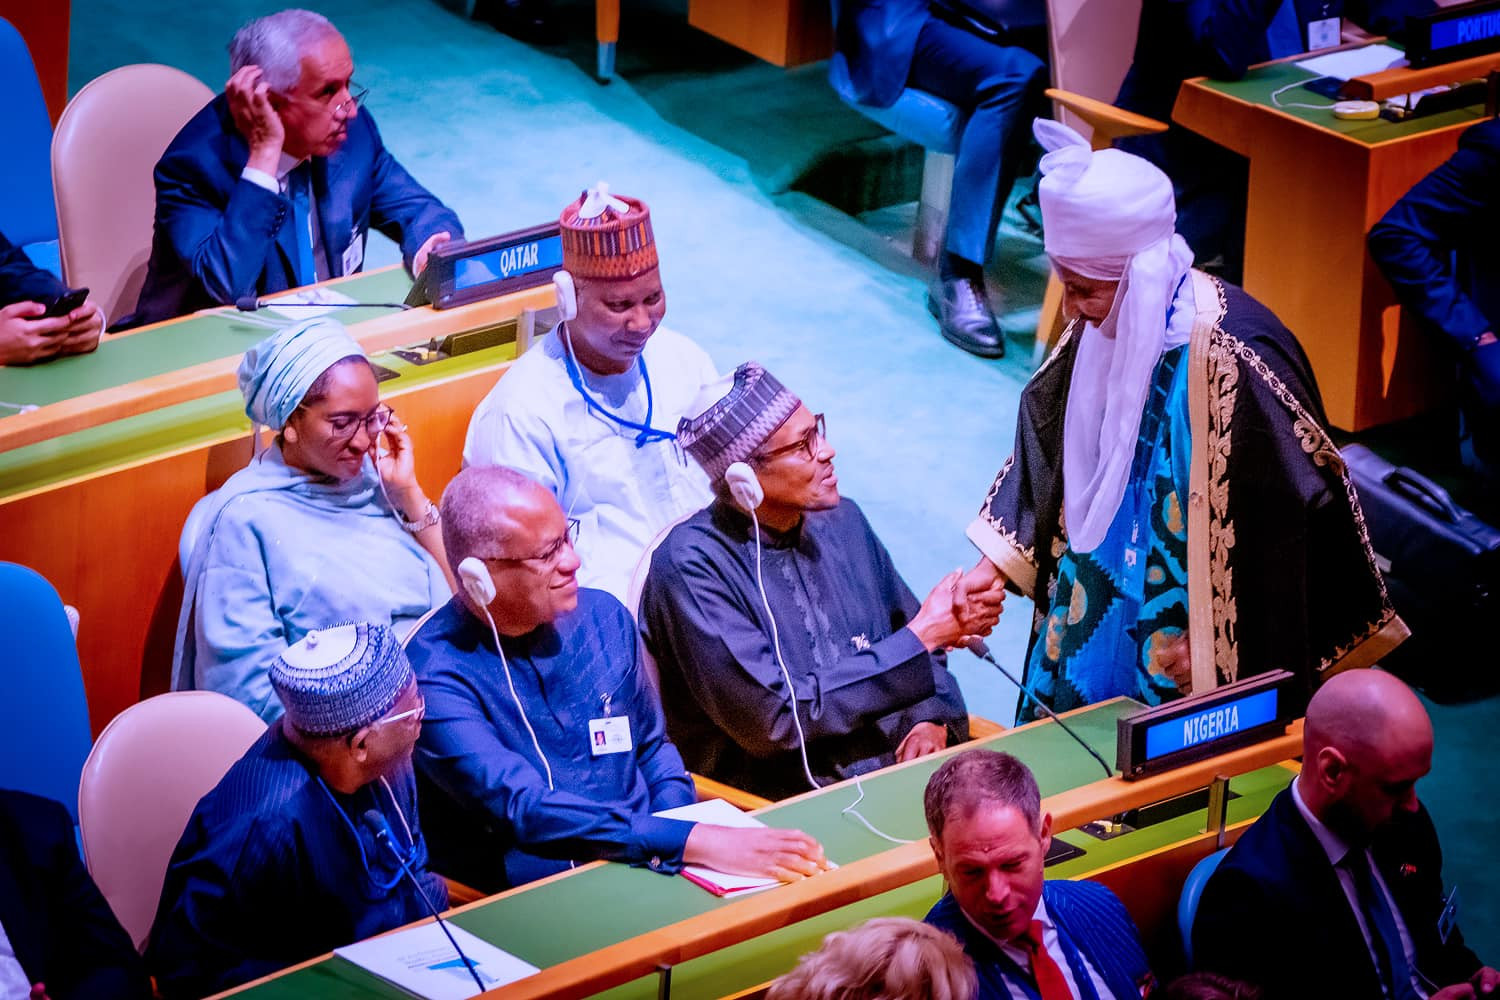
[{"x1": 238, "y1": 318, "x2": 365, "y2": 430}]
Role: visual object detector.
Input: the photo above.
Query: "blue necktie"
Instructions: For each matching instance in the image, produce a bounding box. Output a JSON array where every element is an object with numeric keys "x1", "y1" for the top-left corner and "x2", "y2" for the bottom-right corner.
[
  {"x1": 288, "y1": 164, "x2": 318, "y2": 286},
  {"x1": 1266, "y1": 0, "x2": 1303, "y2": 59},
  {"x1": 1345, "y1": 850, "x2": 1420, "y2": 1000}
]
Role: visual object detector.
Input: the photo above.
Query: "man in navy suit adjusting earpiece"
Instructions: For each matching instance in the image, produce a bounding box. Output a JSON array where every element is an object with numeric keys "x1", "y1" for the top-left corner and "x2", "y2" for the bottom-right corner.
[
  {"x1": 639, "y1": 364, "x2": 1007, "y2": 801},
  {"x1": 129, "y1": 9, "x2": 463, "y2": 327},
  {"x1": 406, "y1": 465, "x2": 830, "y2": 892}
]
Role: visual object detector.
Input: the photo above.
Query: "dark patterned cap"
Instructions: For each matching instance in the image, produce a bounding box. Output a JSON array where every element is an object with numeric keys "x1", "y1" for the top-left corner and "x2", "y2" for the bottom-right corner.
[
  {"x1": 559, "y1": 183, "x2": 658, "y2": 281},
  {"x1": 270, "y1": 622, "x2": 413, "y2": 737},
  {"x1": 678, "y1": 362, "x2": 801, "y2": 482}
]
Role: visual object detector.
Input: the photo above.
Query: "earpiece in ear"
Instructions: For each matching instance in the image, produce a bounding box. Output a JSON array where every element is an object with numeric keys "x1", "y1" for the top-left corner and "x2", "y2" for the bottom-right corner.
[
  {"x1": 282, "y1": 423, "x2": 298, "y2": 443},
  {"x1": 457, "y1": 556, "x2": 496, "y2": 607},
  {"x1": 725, "y1": 462, "x2": 763, "y2": 512},
  {"x1": 553, "y1": 270, "x2": 577, "y2": 322}
]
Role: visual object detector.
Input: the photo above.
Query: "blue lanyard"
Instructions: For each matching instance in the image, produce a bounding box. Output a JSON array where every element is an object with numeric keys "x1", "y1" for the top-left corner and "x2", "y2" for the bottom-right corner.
[
  {"x1": 560, "y1": 329, "x2": 677, "y2": 448},
  {"x1": 318, "y1": 776, "x2": 419, "y2": 893}
]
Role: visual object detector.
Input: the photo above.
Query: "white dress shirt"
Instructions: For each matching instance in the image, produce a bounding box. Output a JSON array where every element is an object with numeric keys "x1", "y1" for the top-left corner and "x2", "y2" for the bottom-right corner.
[
  {"x1": 966, "y1": 897, "x2": 1116, "y2": 999},
  {"x1": 241, "y1": 153, "x2": 328, "y2": 282},
  {"x1": 0, "y1": 916, "x2": 34, "y2": 997}
]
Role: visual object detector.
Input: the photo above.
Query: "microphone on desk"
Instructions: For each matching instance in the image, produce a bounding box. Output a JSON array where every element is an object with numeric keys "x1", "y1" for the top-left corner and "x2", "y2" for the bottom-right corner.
[
  {"x1": 363, "y1": 809, "x2": 487, "y2": 994},
  {"x1": 963, "y1": 638, "x2": 1116, "y2": 781},
  {"x1": 235, "y1": 295, "x2": 411, "y2": 312}
]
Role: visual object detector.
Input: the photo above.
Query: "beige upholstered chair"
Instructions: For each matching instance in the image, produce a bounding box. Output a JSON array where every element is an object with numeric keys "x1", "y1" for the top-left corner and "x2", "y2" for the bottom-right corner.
[
  {"x1": 1035, "y1": 0, "x2": 1169, "y2": 360},
  {"x1": 52, "y1": 64, "x2": 213, "y2": 326},
  {"x1": 78, "y1": 691, "x2": 266, "y2": 950}
]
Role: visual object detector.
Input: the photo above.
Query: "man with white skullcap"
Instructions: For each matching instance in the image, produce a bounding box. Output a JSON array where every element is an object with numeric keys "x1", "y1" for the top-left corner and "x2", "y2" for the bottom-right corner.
[
  {"x1": 960, "y1": 120, "x2": 1405, "y2": 722},
  {"x1": 150, "y1": 622, "x2": 443, "y2": 998},
  {"x1": 463, "y1": 184, "x2": 720, "y2": 602},
  {"x1": 639, "y1": 363, "x2": 1000, "y2": 799}
]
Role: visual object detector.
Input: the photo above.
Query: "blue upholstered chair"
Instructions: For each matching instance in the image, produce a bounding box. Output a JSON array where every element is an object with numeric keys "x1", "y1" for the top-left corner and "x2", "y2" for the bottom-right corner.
[
  {"x1": 1177, "y1": 846, "x2": 1230, "y2": 967},
  {"x1": 826, "y1": 55, "x2": 966, "y2": 267},
  {"x1": 0, "y1": 17, "x2": 61, "y2": 277},
  {"x1": 0, "y1": 562, "x2": 93, "y2": 822}
]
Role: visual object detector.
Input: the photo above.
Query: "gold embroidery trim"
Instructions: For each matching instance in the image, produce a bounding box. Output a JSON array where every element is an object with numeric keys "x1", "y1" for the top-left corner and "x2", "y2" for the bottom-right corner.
[{"x1": 1186, "y1": 271, "x2": 1229, "y2": 695}]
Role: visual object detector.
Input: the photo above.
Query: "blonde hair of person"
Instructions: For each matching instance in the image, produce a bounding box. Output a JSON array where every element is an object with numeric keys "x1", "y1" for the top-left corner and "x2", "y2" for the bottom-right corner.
[{"x1": 767, "y1": 917, "x2": 977, "y2": 1000}]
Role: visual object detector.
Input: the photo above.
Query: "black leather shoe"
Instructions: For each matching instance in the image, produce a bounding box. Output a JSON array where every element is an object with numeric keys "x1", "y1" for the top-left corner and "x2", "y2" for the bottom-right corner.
[{"x1": 928, "y1": 277, "x2": 1005, "y2": 358}]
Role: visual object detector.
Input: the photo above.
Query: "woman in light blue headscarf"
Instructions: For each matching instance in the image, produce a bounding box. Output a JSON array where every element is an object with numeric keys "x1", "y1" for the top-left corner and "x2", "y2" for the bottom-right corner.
[{"x1": 172, "y1": 318, "x2": 454, "y2": 721}]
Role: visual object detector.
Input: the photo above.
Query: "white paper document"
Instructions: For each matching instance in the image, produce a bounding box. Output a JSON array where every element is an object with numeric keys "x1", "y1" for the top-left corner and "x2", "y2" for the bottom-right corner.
[
  {"x1": 1295, "y1": 43, "x2": 1405, "y2": 81},
  {"x1": 334, "y1": 921, "x2": 539, "y2": 999},
  {"x1": 654, "y1": 799, "x2": 781, "y2": 896},
  {"x1": 265, "y1": 286, "x2": 360, "y2": 319}
]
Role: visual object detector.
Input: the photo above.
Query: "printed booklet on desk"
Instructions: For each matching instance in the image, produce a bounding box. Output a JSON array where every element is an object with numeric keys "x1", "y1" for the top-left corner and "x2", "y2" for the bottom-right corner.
[
  {"x1": 334, "y1": 920, "x2": 539, "y2": 999},
  {"x1": 654, "y1": 798, "x2": 781, "y2": 897}
]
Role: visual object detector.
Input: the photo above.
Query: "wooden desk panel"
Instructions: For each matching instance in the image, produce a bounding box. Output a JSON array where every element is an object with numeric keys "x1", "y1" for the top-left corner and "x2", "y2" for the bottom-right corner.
[
  {"x1": 218, "y1": 708, "x2": 1302, "y2": 999},
  {"x1": 1174, "y1": 62, "x2": 1481, "y2": 430}
]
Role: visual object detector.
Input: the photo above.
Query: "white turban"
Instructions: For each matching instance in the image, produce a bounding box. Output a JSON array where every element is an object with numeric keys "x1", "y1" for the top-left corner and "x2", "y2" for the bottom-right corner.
[{"x1": 1035, "y1": 119, "x2": 1196, "y2": 554}]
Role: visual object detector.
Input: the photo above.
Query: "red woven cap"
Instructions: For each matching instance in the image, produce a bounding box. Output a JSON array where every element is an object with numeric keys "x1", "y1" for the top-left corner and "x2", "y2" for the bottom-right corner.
[{"x1": 559, "y1": 191, "x2": 659, "y2": 281}]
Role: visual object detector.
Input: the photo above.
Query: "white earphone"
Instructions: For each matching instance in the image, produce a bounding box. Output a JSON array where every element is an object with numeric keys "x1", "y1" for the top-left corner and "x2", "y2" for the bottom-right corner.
[
  {"x1": 724, "y1": 461, "x2": 763, "y2": 512},
  {"x1": 457, "y1": 556, "x2": 496, "y2": 606},
  {"x1": 455, "y1": 555, "x2": 554, "y2": 790},
  {"x1": 552, "y1": 270, "x2": 577, "y2": 322}
]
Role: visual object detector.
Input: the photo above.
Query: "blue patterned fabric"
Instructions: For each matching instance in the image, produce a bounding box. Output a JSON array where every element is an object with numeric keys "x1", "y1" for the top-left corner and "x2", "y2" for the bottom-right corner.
[
  {"x1": 407, "y1": 590, "x2": 696, "y2": 891},
  {"x1": 147, "y1": 727, "x2": 443, "y2": 998},
  {"x1": 1021, "y1": 345, "x2": 1191, "y2": 721}
]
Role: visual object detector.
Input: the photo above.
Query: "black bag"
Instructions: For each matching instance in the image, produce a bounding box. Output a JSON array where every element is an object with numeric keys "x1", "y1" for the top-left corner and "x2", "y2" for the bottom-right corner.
[{"x1": 1343, "y1": 444, "x2": 1500, "y2": 701}]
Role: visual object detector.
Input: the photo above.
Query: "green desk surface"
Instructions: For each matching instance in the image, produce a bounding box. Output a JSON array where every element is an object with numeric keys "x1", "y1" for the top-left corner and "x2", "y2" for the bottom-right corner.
[
  {"x1": 0, "y1": 270, "x2": 417, "y2": 412},
  {"x1": 228, "y1": 702, "x2": 1289, "y2": 999},
  {"x1": 1196, "y1": 55, "x2": 1487, "y2": 143},
  {"x1": 594, "y1": 763, "x2": 1296, "y2": 1000},
  {"x1": 0, "y1": 320, "x2": 515, "y2": 500}
]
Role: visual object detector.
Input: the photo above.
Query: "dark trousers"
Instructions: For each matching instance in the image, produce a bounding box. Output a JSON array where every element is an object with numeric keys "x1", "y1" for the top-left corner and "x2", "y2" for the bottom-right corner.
[{"x1": 906, "y1": 16, "x2": 1046, "y2": 266}]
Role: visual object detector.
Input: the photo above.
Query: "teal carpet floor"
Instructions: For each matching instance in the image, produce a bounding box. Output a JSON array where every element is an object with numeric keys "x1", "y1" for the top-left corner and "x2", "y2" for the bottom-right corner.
[{"x1": 71, "y1": 0, "x2": 1496, "y2": 958}]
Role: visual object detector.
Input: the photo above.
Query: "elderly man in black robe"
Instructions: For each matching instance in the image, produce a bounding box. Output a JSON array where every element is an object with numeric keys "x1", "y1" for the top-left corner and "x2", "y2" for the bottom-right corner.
[
  {"x1": 639, "y1": 364, "x2": 1004, "y2": 800},
  {"x1": 959, "y1": 119, "x2": 1406, "y2": 724}
]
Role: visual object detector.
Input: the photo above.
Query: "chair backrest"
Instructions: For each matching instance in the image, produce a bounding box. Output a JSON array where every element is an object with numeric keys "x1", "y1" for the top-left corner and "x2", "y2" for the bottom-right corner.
[
  {"x1": 1177, "y1": 845, "x2": 1230, "y2": 966},
  {"x1": 0, "y1": 563, "x2": 92, "y2": 821},
  {"x1": 1046, "y1": 0, "x2": 1144, "y2": 135},
  {"x1": 0, "y1": 18, "x2": 58, "y2": 249},
  {"x1": 53, "y1": 64, "x2": 213, "y2": 325},
  {"x1": 78, "y1": 690, "x2": 266, "y2": 951}
]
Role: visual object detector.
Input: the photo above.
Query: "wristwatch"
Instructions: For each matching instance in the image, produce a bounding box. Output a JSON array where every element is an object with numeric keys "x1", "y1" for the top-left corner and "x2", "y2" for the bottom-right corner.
[{"x1": 396, "y1": 500, "x2": 440, "y2": 534}]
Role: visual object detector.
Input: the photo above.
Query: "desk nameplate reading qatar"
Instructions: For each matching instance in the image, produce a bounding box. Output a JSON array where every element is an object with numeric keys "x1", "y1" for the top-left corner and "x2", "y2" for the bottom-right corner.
[
  {"x1": 1117, "y1": 670, "x2": 1296, "y2": 779},
  {"x1": 414, "y1": 223, "x2": 564, "y2": 310}
]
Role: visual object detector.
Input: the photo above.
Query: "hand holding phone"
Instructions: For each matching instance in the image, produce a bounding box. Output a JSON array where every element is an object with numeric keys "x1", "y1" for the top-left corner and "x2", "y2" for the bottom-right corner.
[{"x1": 37, "y1": 287, "x2": 90, "y2": 319}]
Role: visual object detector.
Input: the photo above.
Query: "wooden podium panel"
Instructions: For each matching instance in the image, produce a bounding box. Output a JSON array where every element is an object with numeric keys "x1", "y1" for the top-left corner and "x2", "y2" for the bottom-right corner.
[
  {"x1": 687, "y1": 0, "x2": 833, "y2": 67},
  {"x1": 1174, "y1": 60, "x2": 1486, "y2": 430}
]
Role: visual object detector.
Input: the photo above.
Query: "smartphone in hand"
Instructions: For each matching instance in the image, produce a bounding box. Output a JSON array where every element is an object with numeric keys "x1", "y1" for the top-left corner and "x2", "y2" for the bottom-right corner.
[{"x1": 37, "y1": 287, "x2": 90, "y2": 319}]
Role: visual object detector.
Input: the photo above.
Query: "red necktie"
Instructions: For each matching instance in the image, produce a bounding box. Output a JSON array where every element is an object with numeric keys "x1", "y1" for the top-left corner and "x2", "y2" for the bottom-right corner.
[{"x1": 1020, "y1": 919, "x2": 1075, "y2": 1000}]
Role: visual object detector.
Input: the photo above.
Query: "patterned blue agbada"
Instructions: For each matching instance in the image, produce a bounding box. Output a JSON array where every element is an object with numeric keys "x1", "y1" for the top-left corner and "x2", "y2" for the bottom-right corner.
[
  {"x1": 1022, "y1": 346, "x2": 1191, "y2": 720},
  {"x1": 146, "y1": 726, "x2": 445, "y2": 998}
]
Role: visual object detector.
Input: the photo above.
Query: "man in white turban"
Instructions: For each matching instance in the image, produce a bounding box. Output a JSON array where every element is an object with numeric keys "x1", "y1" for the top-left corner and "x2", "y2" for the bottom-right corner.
[{"x1": 960, "y1": 120, "x2": 1405, "y2": 721}]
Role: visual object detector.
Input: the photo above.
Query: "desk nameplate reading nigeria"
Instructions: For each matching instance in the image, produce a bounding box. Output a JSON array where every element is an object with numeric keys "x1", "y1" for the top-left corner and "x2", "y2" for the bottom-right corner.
[{"x1": 1117, "y1": 671, "x2": 1296, "y2": 779}]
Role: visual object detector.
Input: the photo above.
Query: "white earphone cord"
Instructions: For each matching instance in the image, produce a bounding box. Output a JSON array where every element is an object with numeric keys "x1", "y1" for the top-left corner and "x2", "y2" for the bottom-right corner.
[
  {"x1": 748, "y1": 506, "x2": 915, "y2": 846},
  {"x1": 479, "y1": 606, "x2": 555, "y2": 792}
]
